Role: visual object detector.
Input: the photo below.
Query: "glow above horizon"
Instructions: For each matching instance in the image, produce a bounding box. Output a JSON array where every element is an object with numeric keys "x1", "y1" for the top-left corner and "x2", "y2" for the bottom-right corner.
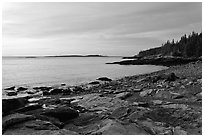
[{"x1": 2, "y1": 2, "x2": 202, "y2": 56}]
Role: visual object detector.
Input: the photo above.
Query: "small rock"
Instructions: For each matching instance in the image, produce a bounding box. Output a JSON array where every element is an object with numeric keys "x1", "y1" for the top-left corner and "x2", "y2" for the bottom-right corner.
[
  {"x1": 33, "y1": 86, "x2": 52, "y2": 91},
  {"x1": 72, "y1": 86, "x2": 84, "y2": 92},
  {"x1": 180, "y1": 85, "x2": 185, "y2": 89},
  {"x1": 166, "y1": 73, "x2": 178, "y2": 81},
  {"x1": 97, "y1": 77, "x2": 112, "y2": 81},
  {"x1": 4, "y1": 86, "x2": 15, "y2": 90},
  {"x1": 133, "y1": 88, "x2": 142, "y2": 92},
  {"x1": 115, "y1": 92, "x2": 132, "y2": 100},
  {"x1": 17, "y1": 87, "x2": 28, "y2": 91},
  {"x1": 6, "y1": 90, "x2": 17, "y2": 96},
  {"x1": 113, "y1": 90, "x2": 126, "y2": 94},
  {"x1": 152, "y1": 100, "x2": 163, "y2": 105},
  {"x1": 140, "y1": 89, "x2": 153, "y2": 97},
  {"x1": 89, "y1": 81, "x2": 100, "y2": 85},
  {"x1": 61, "y1": 83, "x2": 66, "y2": 86}
]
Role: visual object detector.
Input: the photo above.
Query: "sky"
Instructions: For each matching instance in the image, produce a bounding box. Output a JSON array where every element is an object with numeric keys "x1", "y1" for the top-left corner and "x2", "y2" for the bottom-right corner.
[{"x1": 2, "y1": 2, "x2": 202, "y2": 56}]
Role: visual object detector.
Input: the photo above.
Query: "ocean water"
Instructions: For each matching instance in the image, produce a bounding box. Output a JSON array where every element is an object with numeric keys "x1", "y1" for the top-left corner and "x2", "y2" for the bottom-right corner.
[{"x1": 2, "y1": 57, "x2": 167, "y2": 88}]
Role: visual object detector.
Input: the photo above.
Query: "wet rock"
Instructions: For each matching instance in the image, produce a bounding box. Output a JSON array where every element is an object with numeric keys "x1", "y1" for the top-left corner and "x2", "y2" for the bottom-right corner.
[
  {"x1": 3, "y1": 96, "x2": 29, "y2": 114},
  {"x1": 40, "y1": 107, "x2": 79, "y2": 122},
  {"x1": 6, "y1": 90, "x2": 18, "y2": 96},
  {"x1": 17, "y1": 87, "x2": 28, "y2": 91},
  {"x1": 97, "y1": 77, "x2": 112, "y2": 82},
  {"x1": 4, "y1": 86, "x2": 15, "y2": 90},
  {"x1": 91, "y1": 119, "x2": 148, "y2": 135},
  {"x1": 140, "y1": 89, "x2": 153, "y2": 97},
  {"x1": 115, "y1": 92, "x2": 132, "y2": 100},
  {"x1": 2, "y1": 113, "x2": 36, "y2": 132},
  {"x1": 89, "y1": 81, "x2": 100, "y2": 85}
]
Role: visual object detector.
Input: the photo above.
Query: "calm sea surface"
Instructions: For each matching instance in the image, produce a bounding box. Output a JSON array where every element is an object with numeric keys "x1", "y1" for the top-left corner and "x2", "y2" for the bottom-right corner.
[{"x1": 2, "y1": 57, "x2": 167, "y2": 88}]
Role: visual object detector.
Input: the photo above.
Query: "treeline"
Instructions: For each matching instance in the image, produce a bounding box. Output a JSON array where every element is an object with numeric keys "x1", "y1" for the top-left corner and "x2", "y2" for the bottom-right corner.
[{"x1": 138, "y1": 32, "x2": 202, "y2": 58}]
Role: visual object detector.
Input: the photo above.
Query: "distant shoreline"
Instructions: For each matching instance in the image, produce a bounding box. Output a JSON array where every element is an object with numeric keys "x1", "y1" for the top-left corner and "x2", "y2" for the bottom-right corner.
[{"x1": 2, "y1": 55, "x2": 123, "y2": 58}]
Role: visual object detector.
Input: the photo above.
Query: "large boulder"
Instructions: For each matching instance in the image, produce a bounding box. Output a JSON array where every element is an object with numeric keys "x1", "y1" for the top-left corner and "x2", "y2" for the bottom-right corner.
[
  {"x1": 2, "y1": 113, "x2": 36, "y2": 132},
  {"x1": 76, "y1": 93, "x2": 128, "y2": 114}
]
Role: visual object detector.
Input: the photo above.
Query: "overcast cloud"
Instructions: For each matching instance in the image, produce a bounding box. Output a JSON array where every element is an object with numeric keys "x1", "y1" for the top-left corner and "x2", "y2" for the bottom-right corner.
[{"x1": 2, "y1": 2, "x2": 202, "y2": 56}]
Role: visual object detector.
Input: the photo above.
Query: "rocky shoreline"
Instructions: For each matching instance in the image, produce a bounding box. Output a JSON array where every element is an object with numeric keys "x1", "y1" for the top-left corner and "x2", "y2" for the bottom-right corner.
[
  {"x1": 106, "y1": 56, "x2": 201, "y2": 67},
  {"x1": 2, "y1": 61, "x2": 202, "y2": 135}
]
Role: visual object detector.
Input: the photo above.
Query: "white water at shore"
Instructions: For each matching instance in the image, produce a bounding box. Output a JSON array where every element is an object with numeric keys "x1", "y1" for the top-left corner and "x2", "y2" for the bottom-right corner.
[{"x1": 3, "y1": 57, "x2": 167, "y2": 88}]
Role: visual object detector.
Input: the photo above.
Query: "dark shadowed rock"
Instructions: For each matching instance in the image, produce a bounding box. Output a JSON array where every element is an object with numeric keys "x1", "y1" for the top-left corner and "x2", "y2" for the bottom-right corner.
[
  {"x1": 89, "y1": 81, "x2": 100, "y2": 85},
  {"x1": 17, "y1": 87, "x2": 28, "y2": 91},
  {"x1": 2, "y1": 96, "x2": 29, "y2": 114},
  {"x1": 33, "y1": 86, "x2": 52, "y2": 91},
  {"x1": 166, "y1": 73, "x2": 178, "y2": 81},
  {"x1": 40, "y1": 107, "x2": 79, "y2": 122},
  {"x1": 4, "y1": 86, "x2": 15, "y2": 90},
  {"x1": 97, "y1": 77, "x2": 112, "y2": 82},
  {"x1": 72, "y1": 86, "x2": 84, "y2": 92}
]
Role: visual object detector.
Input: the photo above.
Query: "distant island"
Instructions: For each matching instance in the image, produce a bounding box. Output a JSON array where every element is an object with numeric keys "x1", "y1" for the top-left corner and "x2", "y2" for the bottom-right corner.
[{"x1": 3, "y1": 55, "x2": 122, "y2": 58}]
